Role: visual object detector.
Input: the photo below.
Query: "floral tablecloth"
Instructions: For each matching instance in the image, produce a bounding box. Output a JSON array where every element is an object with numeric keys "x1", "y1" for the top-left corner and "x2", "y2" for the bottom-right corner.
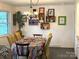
[{"x1": 11, "y1": 37, "x2": 46, "y2": 59}]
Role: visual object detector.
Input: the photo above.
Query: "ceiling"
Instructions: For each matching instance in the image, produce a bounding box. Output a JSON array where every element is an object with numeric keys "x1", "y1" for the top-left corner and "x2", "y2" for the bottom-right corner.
[{"x1": 0, "y1": 0, "x2": 75, "y2": 6}]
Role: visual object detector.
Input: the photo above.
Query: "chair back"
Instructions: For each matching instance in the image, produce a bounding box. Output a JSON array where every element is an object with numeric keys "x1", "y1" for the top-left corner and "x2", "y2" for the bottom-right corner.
[
  {"x1": 45, "y1": 33, "x2": 52, "y2": 51},
  {"x1": 16, "y1": 43, "x2": 29, "y2": 56},
  {"x1": 11, "y1": 34, "x2": 17, "y2": 41},
  {"x1": 7, "y1": 34, "x2": 16, "y2": 46},
  {"x1": 15, "y1": 31, "x2": 22, "y2": 40},
  {"x1": 33, "y1": 34, "x2": 42, "y2": 38}
]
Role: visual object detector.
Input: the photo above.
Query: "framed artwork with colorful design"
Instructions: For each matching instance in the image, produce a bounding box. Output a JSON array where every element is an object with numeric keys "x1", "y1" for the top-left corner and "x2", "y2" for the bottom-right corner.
[
  {"x1": 46, "y1": 16, "x2": 56, "y2": 22},
  {"x1": 40, "y1": 23, "x2": 50, "y2": 30},
  {"x1": 29, "y1": 17, "x2": 39, "y2": 25}
]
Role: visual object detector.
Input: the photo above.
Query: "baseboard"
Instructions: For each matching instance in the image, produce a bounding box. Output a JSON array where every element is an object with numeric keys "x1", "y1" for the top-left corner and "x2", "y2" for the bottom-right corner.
[
  {"x1": 49, "y1": 46, "x2": 74, "y2": 49},
  {"x1": 49, "y1": 45, "x2": 74, "y2": 48}
]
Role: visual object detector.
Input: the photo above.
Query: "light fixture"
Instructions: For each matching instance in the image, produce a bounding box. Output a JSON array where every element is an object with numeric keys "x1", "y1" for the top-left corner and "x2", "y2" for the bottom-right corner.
[
  {"x1": 30, "y1": 0, "x2": 39, "y2": 15},
  {"x1": 23, "y1": 0, "x2": 39, "y2": 15}
]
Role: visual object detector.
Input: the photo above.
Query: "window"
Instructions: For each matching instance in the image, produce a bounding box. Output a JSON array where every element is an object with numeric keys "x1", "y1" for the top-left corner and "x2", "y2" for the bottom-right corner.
[{"x1": 0, "y1": 11, "x2": 8, "y2": 36}]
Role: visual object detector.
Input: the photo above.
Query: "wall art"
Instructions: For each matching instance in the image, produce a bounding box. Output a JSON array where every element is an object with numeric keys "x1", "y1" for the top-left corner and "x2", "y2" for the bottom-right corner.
[
  {"x1": 29, "y1": 17, "x2": 39, "y2": 25},
  {"x1": 40, "y1": 23, "x2": 50, "y2": 30},
  {"x1": 39, "y1": 7, "x2": 45, "y2": 22},
  {"x1": 48, "y1": 9, "x2": 55, "y2": 16},
  {"x1": 58, "y1": 16, "x2": 66, "y2": 25},
  {"x1": 46, "y1": 16, "x2": 56, "y2": 22}
]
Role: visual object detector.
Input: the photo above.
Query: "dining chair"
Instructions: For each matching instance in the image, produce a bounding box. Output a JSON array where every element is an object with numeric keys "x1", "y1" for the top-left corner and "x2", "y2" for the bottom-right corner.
[
  {"x1": 16, "y1": 43, "x2": 29, "y2": 59},
  {"x1": 33, "y1": 34, "x2": 42, "y2": 38},
  {"x1": 43, "y1": 33, "x2": 52, "y2": 59},
  {"x1": 14, "y1": 31, "x2": 22, "y2": 41},
  {"x1": 7, "y1": 34, "x2": 16, "y2": 46},
  {"x1": 11, "y1": 34, "x2": 17, "y2": 41}
]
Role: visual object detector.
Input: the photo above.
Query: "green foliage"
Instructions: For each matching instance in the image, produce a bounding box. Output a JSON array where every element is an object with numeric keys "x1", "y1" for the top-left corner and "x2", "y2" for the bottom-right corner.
[{"x1": 15, "y1": 11, "x2": 24, "y2": 29}]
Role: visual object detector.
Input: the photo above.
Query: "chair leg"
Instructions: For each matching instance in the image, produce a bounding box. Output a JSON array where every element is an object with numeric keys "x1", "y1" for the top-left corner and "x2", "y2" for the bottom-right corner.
[
  {"x1": 13, "y1": 54, "x2": 18, "y2": 59},
  {"x1": 16, "y1": 55, "x2": 20, "y2": 59},
  {"x1": 27, "y1": 56, "x2": 29, "y2": 59},
  {"x1": 44, "y1": 55, "x2": 47, "y2": 59},
  {"x1": 41, "y1": 54, "x2": 46, "y2": 59},
  {"x1": 39, "y1": 55, "x2": 43, "y2": 59}
]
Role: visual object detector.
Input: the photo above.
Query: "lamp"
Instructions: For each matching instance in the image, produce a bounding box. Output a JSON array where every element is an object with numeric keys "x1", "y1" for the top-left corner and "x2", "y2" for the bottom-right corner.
[{"x1": 23, "y1": 0, "x2": 39, "y2": 16}]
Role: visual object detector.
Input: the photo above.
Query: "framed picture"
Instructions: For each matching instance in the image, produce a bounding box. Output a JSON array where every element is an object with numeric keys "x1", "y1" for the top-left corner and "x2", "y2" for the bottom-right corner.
[
  {"x1": 48, "y1": 9, "x2": 55, "y2": 16},
  {"x1": 39, "y1": 7, "x2": 45, "y2": 14},
  {"x1": 41, "y1": 23, "x2": 50, "y2": 30},
  {"x1": 39, "y1": 7, "x2": 45, "y2": 22},
  {"x1": 29, "y1": 18, "x2": 39, "y2": 25},
  {"x1": 39, "y1": 14, "x2": 45, "y2": 22},
  {"x1": 46, "y1": 16, "x2": 56, "y2": 22},
  {"x1": 58, "y1": 16, "x2": 66, "y2": 25}
]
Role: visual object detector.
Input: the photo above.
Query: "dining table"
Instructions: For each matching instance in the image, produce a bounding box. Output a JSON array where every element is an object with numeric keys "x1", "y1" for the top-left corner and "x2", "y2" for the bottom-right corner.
[{"x1": 11, "y1": 37, "x2": 46, "y2": 59}]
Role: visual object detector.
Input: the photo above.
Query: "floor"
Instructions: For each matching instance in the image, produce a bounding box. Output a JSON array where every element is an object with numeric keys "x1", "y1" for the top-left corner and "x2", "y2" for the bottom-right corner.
[
  {"x1": 49, "y1": 47, "x2": 77, "y2": 59},
  {"x1": 2, "y1": 47, "x2": 76, "y2": 59}
]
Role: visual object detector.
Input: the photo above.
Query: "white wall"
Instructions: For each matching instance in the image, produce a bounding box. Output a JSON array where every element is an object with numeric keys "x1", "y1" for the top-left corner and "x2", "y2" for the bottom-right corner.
[
  {"x1": 15, "y1": 4, "x2": 75, "y2": 48},
  {"x1": 0, "y1": 2, "x2": 75, "y2": 48},
  {"x1": 75, "y1": 1, "x2": 79, "y2": 56},
  {"x1": 76, "y1": 3, "x2": 79, "y2": 35}
]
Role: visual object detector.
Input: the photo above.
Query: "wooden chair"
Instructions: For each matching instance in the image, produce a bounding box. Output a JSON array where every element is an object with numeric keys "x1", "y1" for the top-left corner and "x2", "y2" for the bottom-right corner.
[
  {"x1": 43, "y1": 33, "x2": 52, "y2": 59},
  {"x1": 33, "y1": 34, "x2": 42, "y2": 38},
  {"x1": 14, "y1": 31, "x2": 22, "y2": 41},
  {"x1": 16, "y1": 43, "x2": 29, "y2": 59},
  {"x1": 7, "y1": 34, "x2": 16, "y2": 46},
  {"x1": 11, "y1": 34, "x2": 17, "y2": 41}
]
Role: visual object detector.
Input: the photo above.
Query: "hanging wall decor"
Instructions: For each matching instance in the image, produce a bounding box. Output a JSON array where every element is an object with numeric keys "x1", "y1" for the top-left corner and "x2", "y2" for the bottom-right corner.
[
  {"x1": 48, "y1": 9, "x2": 55, "y2": 16},
  {"x1": 46, "y1": 9, "x2": 56, "y2": 22},
  {"x1": 39, "y1": 7, "x2": 45, "y2": 14},
  {"x1": 29, "y1": 17, "x2": 39, "y2": 25},
  {"x1": 40, "y1": 23, "x2": 50, "y2": 30},
  {"x1": 39, "y1": 7, "x2": 45, "y2": 22},
  {"x1": 46, "y1": 16, "x2": 56, "y2": 22},
  {"x1": 58, "y1": 16, "x2": 66, "y2": 25}
]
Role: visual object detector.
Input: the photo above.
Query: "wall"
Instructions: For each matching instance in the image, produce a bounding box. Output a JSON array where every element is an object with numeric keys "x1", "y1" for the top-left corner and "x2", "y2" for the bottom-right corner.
[
  {"x1": 15, "y1": 4, "x2": 75, "y2": 48},
  {"x1": 76, "y1": 2, "x2": 79, "y2": 36},
  {"x1": 0, "y1": 2, "x2": 75, "y2": 48},
  {"x1": 75, "y1": 1, "x2": 79, "y2": 56},
  {"x1": 0, "y1": 2, "x2": 15, "y2": 47}
]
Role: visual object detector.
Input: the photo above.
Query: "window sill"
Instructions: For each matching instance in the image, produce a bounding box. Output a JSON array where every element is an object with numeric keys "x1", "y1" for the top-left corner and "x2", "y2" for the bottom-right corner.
[{"x1": 0, "y1": 34, "x2": 8, "y2": 38}]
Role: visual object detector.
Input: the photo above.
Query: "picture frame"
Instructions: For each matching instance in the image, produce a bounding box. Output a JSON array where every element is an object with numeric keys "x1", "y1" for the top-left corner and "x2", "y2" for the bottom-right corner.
[
  {"x1": 39, "y1": 7, "x2": 45, "y2": 22},
  {"x1": 39, "y1": 14, "x2": 45, "y2": 22},
  {"x1": 46, "y1": 16, "x2": 56, "y2": 22},
  {"x1": 48, "y1": 9, "x2": 55, "y2": 16},
  {"x1": 58, "y1": 16, "x2": 66, "y2": 25},
  {"x1": 29, "y1": 17, "x2": 39, "y2": 25},
  {"x1": 41, "y1": 23, "x2": 50, "y2": 30},
  {"x1": 39, "y1": 7, "x2": 45, "y2": 14}
]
